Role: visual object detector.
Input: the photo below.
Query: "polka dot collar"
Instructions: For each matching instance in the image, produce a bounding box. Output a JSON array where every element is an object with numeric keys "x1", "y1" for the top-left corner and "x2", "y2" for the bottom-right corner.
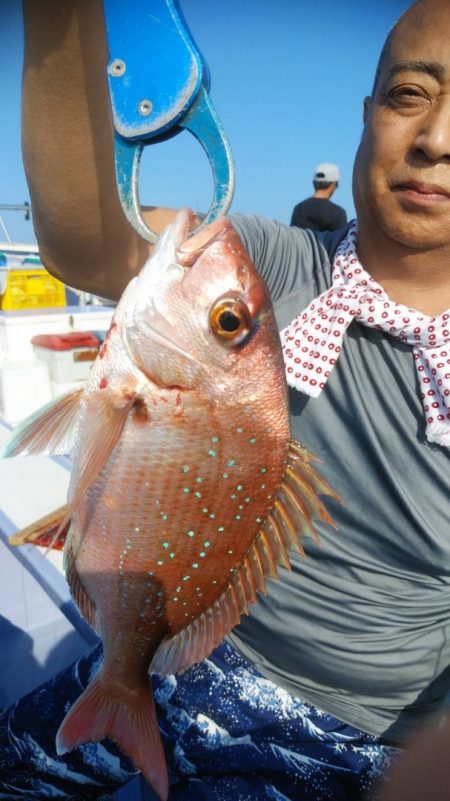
[{"x1": 281, "y1": 220, "x2": 450, "y2": 449}]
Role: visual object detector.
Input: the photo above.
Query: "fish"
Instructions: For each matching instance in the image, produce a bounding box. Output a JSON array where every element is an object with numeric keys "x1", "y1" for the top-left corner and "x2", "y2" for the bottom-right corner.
[{"x1": 3, "y1": 208, "x2": 340, "y2": 800}]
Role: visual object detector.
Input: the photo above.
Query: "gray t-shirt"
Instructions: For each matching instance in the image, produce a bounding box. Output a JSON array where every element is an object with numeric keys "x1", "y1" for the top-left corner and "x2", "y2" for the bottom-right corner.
[{"x1": 228, "y1": 214, "x2": 450, "y2": 742}]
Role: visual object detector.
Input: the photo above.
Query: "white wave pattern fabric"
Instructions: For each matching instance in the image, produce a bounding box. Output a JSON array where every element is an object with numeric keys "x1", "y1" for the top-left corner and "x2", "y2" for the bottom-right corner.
[{"x1": 281, "y1": 220, "x2": 450, "y2": 448}]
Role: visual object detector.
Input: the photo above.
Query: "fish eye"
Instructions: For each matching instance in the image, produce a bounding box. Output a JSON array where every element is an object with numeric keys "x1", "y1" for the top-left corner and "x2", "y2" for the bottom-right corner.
[{"x1": 209, "y1": 296, "x2": 253, "y2": 346}]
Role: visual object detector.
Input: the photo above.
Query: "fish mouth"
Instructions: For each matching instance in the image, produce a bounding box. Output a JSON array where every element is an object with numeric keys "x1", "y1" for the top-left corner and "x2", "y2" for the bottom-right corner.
[{"x1": 177, "y1": 217, "x2": 232, "y2": 266}]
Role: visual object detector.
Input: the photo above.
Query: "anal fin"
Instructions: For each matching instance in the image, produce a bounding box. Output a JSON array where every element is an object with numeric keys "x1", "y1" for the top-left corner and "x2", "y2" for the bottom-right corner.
[{"x1": 8, "y1": 505, "x2": 69, "y2": 551}]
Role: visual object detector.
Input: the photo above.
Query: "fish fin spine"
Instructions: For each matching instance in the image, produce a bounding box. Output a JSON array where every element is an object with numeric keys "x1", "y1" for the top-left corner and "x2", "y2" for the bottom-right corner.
[
  {"x1": 56, "y1": 672, "x2": 168, "y2": 801},
  {"x1": 248, "y1": 542, "x2": 269, "y2": 591},
  {"x1": 288, "y1": 439, "x2": 342, "y2": 505},
  {"x1": 239, "y1": 558, "x2": 256, "y2": 606},
  {"x1": 253, "y1": 533, "x2": 278, "y2": 581},
  {"x1": 262, "y1": 514, "x2": 291, "y2": 569}
]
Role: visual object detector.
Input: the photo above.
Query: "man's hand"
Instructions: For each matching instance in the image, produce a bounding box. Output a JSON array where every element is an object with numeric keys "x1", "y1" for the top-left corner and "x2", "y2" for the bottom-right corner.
[
  {"x1": 379, "y1": 714, "x2": 450, "y2": 801},
  {"x1": 22, "y1": 1, "x2": 177, "y2": 301}
]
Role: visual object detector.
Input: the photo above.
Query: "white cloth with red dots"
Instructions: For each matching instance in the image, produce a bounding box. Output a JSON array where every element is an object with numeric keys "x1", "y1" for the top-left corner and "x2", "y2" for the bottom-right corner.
[{"x1": 281, "y1": 220, "x2": 450, "y2": 448}]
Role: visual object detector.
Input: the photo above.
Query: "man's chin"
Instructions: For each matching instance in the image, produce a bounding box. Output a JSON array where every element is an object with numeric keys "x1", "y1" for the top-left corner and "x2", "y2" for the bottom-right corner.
[
  {"x1": 367, "y1": 208, "x2": 450, "y2": 252},
  {"x1": 387, "y1": 221, "x2": 450, "y2": 251}
]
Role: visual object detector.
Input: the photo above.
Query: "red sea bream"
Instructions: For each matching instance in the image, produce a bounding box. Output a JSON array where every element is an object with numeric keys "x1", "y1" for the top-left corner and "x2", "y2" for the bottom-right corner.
[{"x1": 3, "y1": 210, "x2": 339, "y2": 800}]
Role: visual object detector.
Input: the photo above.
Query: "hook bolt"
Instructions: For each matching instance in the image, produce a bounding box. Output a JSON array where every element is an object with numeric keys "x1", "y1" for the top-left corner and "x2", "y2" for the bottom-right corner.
[
  {"x1": 138, "y1": 99, "x2": 153, "y2": 117},
  {"x1": 109, "y1": 59, "x2": 126, "y2": 77}
]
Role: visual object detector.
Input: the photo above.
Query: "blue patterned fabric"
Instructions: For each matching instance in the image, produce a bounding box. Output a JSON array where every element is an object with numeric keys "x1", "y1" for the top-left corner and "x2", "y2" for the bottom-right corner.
[{"x1": 0, "y1": 640, "x2": 398, "y2": 800}]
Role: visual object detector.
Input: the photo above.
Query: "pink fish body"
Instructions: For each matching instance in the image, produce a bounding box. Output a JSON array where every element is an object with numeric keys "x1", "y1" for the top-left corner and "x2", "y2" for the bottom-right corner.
[{"x1": 3, "y1": 210, "x2": 339, "y2": 800}]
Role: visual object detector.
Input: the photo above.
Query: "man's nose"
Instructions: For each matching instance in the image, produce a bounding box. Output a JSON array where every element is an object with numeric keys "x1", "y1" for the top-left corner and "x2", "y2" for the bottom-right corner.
[{"x1": 413, "y1": 99, "x2": 450, "y2": 161}]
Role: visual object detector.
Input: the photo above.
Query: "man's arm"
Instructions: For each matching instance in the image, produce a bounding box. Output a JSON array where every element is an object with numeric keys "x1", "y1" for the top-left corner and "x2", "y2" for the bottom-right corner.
[{"x1": 22, "y1": 0, "x2": 176, "y2": 301}]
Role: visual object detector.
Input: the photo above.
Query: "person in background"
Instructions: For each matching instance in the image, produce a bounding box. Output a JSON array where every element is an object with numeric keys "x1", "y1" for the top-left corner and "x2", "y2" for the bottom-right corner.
[
  {"x1": 0, "y1": 1, "x2": 449, "y2": 800},
  {"x1": 290, "y1": 162, "x2": 348, "y2": 231}
]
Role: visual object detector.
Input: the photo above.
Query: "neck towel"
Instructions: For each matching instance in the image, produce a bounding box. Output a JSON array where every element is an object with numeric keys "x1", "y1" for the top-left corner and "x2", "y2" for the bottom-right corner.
[{"x1": 281, "y1": 221, "x2": 450, "y2": 448}]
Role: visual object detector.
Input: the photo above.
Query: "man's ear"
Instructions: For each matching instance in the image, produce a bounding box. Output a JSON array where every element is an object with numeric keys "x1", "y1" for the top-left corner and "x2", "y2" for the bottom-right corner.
[{"x1": 363, "y1": 96, "x2": 372, "y2": 124}]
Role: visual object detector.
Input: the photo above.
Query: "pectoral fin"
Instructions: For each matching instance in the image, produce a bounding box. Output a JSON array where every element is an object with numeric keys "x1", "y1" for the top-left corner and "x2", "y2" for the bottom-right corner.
[
  {"x1": 1, "y1": 387, "x2": 84, "y2": 458},
  {"x1": 59, "y1": 385, "x2": 138, "y2": 534}
]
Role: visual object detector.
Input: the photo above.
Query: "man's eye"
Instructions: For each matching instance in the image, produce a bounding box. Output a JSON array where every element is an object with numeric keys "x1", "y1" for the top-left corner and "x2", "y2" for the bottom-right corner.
[
  {"x1": 386, "y1": 85, "x2": 430, "y2": 105},
  {"x1": 393, "y1": 88, "x2": 419, "y2": 96}
]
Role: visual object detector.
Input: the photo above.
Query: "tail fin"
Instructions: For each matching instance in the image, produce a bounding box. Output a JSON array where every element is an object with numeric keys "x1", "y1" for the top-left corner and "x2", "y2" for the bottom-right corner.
[{"x1": 56, "y1": 672, "x2": 168, "y2": 801}]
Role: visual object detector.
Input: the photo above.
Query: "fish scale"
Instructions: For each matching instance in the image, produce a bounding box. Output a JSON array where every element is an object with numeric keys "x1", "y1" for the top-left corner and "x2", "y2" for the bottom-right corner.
[
  {"x1": 73, "y1": 385, "x2": 286, "y2": 637},
  {"x1": 2, "y1": 209, "x2": 340, "y2": 800}
]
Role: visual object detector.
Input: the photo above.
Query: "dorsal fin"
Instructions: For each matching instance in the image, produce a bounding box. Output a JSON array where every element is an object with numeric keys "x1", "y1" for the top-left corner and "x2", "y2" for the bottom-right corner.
[
  {"x1": 262, "y1": 513, "x2": 291, "y2": 570},
  {"x1": 288, "y1": 441, "x2": 342, "y2": 504},
  {"x1": 151, "y1": 438, "x2": 341, "y2": 676},
  {"x1": 273, "y1": 497, "x2": 306, "y2": 555},
  {"x1": 248, "y1": 540, "x2": 270, "y2": 589}
]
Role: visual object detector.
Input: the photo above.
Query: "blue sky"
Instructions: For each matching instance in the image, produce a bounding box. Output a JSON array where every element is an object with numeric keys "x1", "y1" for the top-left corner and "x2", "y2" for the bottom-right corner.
[{"x1": 2, "y1": 0, "x2": 411, "y2": 245}]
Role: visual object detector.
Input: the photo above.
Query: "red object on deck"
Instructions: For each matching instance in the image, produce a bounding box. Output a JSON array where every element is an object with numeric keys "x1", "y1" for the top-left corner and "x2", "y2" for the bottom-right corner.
[{"x1": 31, "y1": 332, "x2": 100, "y2": 351}]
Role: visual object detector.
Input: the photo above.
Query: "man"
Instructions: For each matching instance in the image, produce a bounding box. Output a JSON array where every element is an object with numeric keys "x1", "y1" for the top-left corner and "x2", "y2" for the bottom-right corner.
[
  {"x1": 1, "y1": 0, "x2": 449, "y2": 799},
  {"x1": 290, "y1": 162, "x2": 348, "y2": 232}
]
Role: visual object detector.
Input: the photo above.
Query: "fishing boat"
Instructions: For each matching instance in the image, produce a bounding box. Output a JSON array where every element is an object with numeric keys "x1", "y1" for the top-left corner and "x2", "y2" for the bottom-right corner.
[{"x1": 0, "y1": 240, "x2": 155, "y2": 799}]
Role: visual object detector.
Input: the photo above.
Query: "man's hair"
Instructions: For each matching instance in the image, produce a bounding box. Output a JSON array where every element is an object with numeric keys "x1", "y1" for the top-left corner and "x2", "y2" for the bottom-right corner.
[
  {"x1": 313, "y1": 180, "x2": 335, "y2": 190},
  {"x1": 371, "y1": 30, "x2": 394, "y2": 96},
  {"x1": 370, "y1": 1, "x2": 419, "y2": 97}
]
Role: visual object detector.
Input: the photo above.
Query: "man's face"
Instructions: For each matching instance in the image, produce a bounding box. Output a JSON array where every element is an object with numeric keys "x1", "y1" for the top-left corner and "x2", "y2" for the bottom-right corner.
[{"x1": 353, "y1": 0, "x2": 450, "y2": 252}]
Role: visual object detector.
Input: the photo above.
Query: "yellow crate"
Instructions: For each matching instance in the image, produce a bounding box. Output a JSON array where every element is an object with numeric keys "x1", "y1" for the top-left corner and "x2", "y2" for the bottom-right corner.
[{"x1": 0, "y1": 267, "x2": 66, "y2": 310}]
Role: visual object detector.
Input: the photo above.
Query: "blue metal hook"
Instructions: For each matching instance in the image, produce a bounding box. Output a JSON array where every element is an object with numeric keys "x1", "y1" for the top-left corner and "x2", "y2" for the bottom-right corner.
[{"x1": 103, "y1": 0, "x2": 235, "y2": 242}]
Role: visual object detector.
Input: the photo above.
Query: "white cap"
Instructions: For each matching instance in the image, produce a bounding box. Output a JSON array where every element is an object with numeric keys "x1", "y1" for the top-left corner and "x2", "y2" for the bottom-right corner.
[{"x1": 314, "y1": 163, "x2": 340, "y2": 182}]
